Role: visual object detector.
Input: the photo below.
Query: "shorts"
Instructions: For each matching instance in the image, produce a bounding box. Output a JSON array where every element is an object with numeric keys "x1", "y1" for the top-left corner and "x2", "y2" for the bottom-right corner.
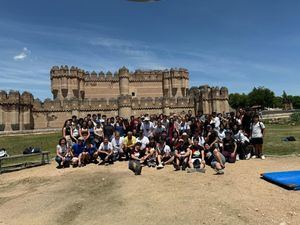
[
  {"x1": 211, "y1": 153, "x2": 226, "y2": 168},
  {"x1": 251, "y1": 138, "x2": 263, "y2": 145}
]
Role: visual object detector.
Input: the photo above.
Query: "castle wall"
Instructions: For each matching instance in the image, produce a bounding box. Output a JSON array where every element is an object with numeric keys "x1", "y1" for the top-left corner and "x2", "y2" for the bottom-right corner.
[
  {"x1": 130, "y1": 81, "x2": 163, "y2": 98},
  {"x1": 84, "y1": 81, "x2": 120, "y2": 99}
]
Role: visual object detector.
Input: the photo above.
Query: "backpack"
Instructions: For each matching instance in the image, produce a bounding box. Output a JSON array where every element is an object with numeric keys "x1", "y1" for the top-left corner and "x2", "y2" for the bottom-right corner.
[
  {"x1": 23, "y1": 147, "x2": 41, "y2": 154},
  {"x1": 0, "y1": 148, "x2": 9, "y2": 158}
]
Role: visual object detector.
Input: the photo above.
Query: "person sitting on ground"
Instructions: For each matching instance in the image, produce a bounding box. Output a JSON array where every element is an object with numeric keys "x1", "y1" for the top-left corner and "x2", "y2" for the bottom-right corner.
[
  {"x1": 97, "y1": 137, "x2": 114, "y2": 165},
  {"x1": 187, "y1": 138, "x2": 205, "y2": 173},
  {"x1": 233, "y1": 125, "x2": 251, "y2": 160},
  {"x1": 174, "y1": 139, "x2": 191, "y2": 171},
  {"x1": 143, "y1": 137, "x2": 157, "y2": 167},
  {"x1": 71, "y1": 137, "x2": 86, "y2": 167},
  {"x1": 122, "y1": 131, "x2": 137, "y2": 160},
  {"x1": 210, "y1": 144, "x2": 226, "y2": 175},
  {"x1": 156, "y1": 140, "x2": 174, "y2": 169},
  {"x1": 55, "y1": 137, "x2": 72, "y2": 168},
  {"x1": 221, "y1": 131, "x2": 237, "y2": 163},
  {"x1": 128, "y1": 142, "x2": 144, "y2": 175},
  {"x1": 203, "y1": 143, "x2": 213, "y2": 165},
  {"x1": 111, "y1": 132, "x2": 124, "y2": 161}
]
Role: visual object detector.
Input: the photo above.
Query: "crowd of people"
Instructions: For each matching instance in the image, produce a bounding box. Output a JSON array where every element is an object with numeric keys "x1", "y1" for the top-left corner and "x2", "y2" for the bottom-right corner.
[{"x1": 55, "y1": 109, "x2": 265, "y2": 175}]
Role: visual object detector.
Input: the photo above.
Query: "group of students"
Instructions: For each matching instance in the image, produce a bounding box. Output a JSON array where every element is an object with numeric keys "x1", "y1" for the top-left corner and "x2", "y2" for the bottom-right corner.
[{"x1": 55, "y1": 109, "x2": 265, "y2": 175}]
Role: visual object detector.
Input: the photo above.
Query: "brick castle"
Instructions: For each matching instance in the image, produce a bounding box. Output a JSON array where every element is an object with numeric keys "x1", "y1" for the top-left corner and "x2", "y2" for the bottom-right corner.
[{"x1": 0, "y1": 65, "x2": 229, "y2": 131}]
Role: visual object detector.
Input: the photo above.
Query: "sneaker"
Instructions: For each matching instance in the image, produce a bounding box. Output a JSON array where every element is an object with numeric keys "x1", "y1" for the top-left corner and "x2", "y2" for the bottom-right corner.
[
  {"x1": 174, "y1": 165, "x2": 180, "y2": 171},
  {"x1": 261, "y1": 155, "x2": 266, "y2": 160},
  {"x1": 196, "y1": 168, "x2": 206, "y2": 173},
  {"x1": 187, "y1": 168, "x2": 195, "y2": 173},
  {"x1": 157, "y1": 164, "x2": 164, "y2": 169},
  {"x1": 251, "y1": 155, "x2": 257, "y2": 159},
  {"x1": 245, "y1": 153, "x2": 251, "y2": 160},
  {"x1": 216, "y1": 169, "x2": 224, "y2": 175},
  {"x1": 236, "y1": 154, "x2": 240, "y2": 161}
]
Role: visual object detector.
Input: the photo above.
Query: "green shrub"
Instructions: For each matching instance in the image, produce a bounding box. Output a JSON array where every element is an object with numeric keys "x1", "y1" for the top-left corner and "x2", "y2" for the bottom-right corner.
[{"x1": 290, "y1": 112, "x2": 300, "y2": 124}]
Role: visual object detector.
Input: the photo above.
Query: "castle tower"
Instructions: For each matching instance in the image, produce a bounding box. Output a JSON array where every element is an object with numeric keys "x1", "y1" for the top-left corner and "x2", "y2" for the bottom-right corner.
[
  {"x1": 119, "y1": 66, "x2": 130, "y2": 96},
  {"x1": 20, "y1": 92, "x2": 34, "y2": 130},
  {"x1": 199, "y1": 85, "x2": 210, "y2": 114},
  {"x1": 178, "y1": 68, "x2": 189, "y2": 97},
  {"x1": 211, "y1": 87, "x2": 220, "y2": 113},
  {"x1": 169, "y1": 68, "x2": 189, "y2": 98},
  {"x1": 78, "y1": 69, "x2": 85, "y2": 99},
  {"x1": 68, "y1": 66, "x2": 80, "y2": 99},
  {"x1": 220, "y1": 87, "x2": 230, "y2": 113},
  {"x1": 50, "y1": 66, "x2": 62, "y2": 100},
  {"x1": 170, "y1": 68, "x2": 182, "y2": 97},
  {"x1": 51, "y1": 65, "x2": 83, "y2": 100},
  {"x1": 162, "y1": 70, "x2": 171, "y2": 97}
]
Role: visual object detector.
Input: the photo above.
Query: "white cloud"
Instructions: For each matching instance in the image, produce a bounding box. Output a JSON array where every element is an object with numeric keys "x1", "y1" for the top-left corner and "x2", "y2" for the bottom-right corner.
[{"x1": 13, "y1": 47, "x2": 30, "y2": 60}]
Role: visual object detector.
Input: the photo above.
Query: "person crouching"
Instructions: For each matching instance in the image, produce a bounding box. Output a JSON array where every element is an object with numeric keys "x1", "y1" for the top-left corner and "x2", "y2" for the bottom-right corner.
[
  {"x1": 187, "y1": 138, "x2": 206, "y2": 173},
  {"x1": 97, "y1": 137, "x2": 114, "y2": 165},
  {"x1": 128, "y1": 142, "x2": 144, "y2": 175},
  {"x1": 174, "y1": 139, "x2": 191, "y2": 171}
]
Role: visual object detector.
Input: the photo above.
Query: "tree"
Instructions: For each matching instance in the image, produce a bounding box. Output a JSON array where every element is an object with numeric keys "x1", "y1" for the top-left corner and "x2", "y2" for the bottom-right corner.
[
  {"x1": 229, "y1": 93, "x2": 249, "y2": 109},
  {"x1": 291, "y1": 96, "x2": 300, "y2": 109},
  {"x1": 273, "y1": 96, "x2": 283, "y2": 109},
  {"x1": 248, "y1": 87, "x2": 275, "y2": 108}
]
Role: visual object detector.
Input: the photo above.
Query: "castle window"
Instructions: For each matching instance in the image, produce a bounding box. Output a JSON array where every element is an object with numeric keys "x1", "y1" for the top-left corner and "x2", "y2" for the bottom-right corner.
[{"x1": 132, "y1": 92, "x2": 135, "y2": 97}]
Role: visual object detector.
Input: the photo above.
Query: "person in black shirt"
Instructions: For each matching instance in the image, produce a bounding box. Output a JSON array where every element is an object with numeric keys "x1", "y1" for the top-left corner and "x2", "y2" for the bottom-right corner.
[
  {"x1": 187, "y1": 139, "x2": 205, "y2": 173},
  {"x1": 221, "y1": 131, "x2": 237, "y2": 163},
  {"x1": 174, "y1": 139, "x2": 191, "y2": 171}
]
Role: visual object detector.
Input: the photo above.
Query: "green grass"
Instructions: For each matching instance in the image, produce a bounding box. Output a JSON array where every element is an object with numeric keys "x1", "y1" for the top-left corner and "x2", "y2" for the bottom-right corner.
[
  {"x1": 264, "y1": 124, "x2": 300, "y2": 155},
  {"x1": 0, "y1": 132, "x2": 61, "y2": 158}
]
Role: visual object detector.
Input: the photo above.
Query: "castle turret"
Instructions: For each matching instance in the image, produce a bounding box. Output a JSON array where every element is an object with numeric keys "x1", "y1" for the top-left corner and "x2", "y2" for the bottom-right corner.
[
  {"x1": 78, "y1": 69, "x2": 85, "y2": 99},
  {"x1": 162, "y1": 70, "x2": 171, "y2": 97},
  {"x1": 119, "y1": 66, "x2": 130, "y2": 96},
  {"x1": 51, "y1": 65, "x2": 84, "y2": 100},
  {"x1": 179, "y1": 68, "x2": 189, "y2": 97},
  {"x1": 68, "y1": 66, "x2": 79, "y2": 99}
]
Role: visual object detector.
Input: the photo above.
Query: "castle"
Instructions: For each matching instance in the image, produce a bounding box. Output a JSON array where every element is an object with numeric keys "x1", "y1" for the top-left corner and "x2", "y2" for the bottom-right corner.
[{"x1": 0, "y1": 65, "x2": 229, "y2": 131}]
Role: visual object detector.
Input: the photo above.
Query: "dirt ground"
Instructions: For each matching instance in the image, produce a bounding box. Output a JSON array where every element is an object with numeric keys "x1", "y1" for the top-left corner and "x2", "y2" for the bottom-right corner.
[{"x1": 0, "y1": 157, "x2": 300, "y2": 225}]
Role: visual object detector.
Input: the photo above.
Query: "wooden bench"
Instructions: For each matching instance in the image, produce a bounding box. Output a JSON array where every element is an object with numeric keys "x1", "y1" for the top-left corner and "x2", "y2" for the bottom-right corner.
[{"x1": 0, "y1": 151, "x2": 50, "y2": 174}]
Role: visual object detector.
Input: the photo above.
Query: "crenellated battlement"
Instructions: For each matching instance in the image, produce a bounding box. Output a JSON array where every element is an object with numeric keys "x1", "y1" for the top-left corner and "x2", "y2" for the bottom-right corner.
[
  {"x1": 0, "y1": 90, "x2": 34, "y2": 105},
  {"x1": 50, "y1": 65, "x2": 189, "y2": 83}
]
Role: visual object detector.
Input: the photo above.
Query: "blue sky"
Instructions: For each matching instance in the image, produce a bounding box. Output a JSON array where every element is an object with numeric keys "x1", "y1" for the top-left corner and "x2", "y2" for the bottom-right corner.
[{"x1": 0, "y1": 0, "x2": 300, "y2": 100}]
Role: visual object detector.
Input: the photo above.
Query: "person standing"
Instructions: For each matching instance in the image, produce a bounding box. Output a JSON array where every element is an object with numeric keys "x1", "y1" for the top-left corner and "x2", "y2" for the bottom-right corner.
[{"x1": 250, "y1": 115, "x2": 266, "y2": 160}]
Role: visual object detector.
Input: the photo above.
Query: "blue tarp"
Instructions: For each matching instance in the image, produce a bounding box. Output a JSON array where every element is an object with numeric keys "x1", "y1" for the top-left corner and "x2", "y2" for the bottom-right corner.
[{"x1": 261, "y1": 170, "x2": 300, "y2": 190}]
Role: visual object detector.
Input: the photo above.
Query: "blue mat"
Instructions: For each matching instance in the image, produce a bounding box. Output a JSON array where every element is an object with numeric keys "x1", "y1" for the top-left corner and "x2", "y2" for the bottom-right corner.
[{"x1": 261, "y1": 170, "x2": 300, "y2": 190}]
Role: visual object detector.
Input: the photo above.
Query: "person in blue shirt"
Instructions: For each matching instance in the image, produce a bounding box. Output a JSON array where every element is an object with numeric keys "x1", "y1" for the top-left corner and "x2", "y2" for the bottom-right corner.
[
  {"x1": 84, "y1": 141, "x2": 98, "y2": 164},
  {"x1": 71, "y1": 137, "x2": 86, "y2": 167}
]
